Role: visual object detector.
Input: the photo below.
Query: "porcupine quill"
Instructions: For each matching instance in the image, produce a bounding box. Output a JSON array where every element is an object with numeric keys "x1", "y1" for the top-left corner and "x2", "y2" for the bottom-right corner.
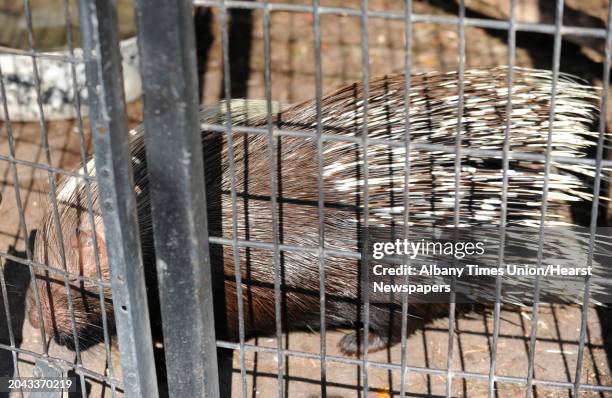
[{"x1": 27, "y1": 66, "x2": 612, "y2": 354}]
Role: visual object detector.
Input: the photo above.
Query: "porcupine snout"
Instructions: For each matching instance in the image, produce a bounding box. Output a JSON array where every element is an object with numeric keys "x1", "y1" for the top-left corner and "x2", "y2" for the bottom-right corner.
[{"x1": 26, "y1": 189, "x2": 113, "y2": 349}]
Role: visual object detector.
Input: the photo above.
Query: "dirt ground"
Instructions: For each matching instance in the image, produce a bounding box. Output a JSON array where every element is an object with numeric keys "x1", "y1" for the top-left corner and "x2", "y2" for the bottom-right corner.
[{"x1": 1, "y1": 0, "x2": 612, "y2": 397}]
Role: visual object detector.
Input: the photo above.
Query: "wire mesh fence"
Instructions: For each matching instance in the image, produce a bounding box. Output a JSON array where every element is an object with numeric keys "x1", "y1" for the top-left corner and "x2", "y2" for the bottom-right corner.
[{"x1": 0, "y1": 0, "x2": 611, "y2": 397}]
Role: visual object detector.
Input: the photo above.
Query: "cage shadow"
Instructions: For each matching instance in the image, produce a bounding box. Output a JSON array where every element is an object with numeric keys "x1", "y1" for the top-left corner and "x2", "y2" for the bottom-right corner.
[
  {"x1": 195, "y1": 5, "x2": 214, "y2": 103},
  {"x1": 596, "y1": 306, "x2": 612, "y2": 389},
  {"x1": 221, "y1": 0, "x2": 254, "y2": 100},
  {"x1": 428, "y1": 0, "x2": 603, "y2": 81},
  {"x1": 0, "y1": 232, "x2": 35, "y2": 396}
]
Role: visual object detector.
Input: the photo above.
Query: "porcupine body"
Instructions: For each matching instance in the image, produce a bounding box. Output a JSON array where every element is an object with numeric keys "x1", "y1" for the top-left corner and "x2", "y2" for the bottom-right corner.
[{"x1": 27, "y1": 67, "x2": 607, "y2": 354}]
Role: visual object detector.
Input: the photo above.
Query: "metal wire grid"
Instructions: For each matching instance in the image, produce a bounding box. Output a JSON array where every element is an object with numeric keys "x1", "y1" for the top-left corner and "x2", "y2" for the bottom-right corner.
[
  {"x1": 202, "y1": 0, "x2": 612, "y2": 397},
  {"x1": 399, "y1": 2, "x2": 413, "y2": 397},
  {"x1": 82, "y1": 0, "x2": 159, "y2": 396},
  {"x1": 525, "y1": 1, "x2": 566, "y2": 396},
  {"x1": 0, "y1": 0, "x2": 121, "y2": 397},
  {"x1": 576, "y1": 2, "x2": 612, "y2": 396},
  {"x1": 0, "y1": 1, "x2": 610, "y2": 398},
  {"x1": 194, "y1": 0, "x2": 610, "y2": 38},
  {"x1": 488, "y1": 0, "x2": 516, "y2": 396}
]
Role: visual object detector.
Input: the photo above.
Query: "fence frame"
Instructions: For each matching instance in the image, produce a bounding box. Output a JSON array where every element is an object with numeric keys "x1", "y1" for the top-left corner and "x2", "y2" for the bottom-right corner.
[
  {"x1": 0, "y1": 0, "x2": 611, "y2": 397},
  {"x1": 133, "y1": 0, "x2": 221, "y2": 396},
  {"x1": 78, "y1": 0, "x2": 159, "y2": 396}
]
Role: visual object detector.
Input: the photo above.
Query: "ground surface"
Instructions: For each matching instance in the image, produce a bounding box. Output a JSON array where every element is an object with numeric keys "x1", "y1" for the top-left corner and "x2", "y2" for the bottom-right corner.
[{"x1": 0, "y1": 0, "x2": 611, "y2": 397}]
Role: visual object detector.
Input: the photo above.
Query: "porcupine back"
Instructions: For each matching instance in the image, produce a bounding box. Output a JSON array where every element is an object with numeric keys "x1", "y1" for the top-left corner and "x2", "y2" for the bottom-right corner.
[
  {"x1": 40, "y1": 67, "x2": 603, "y2": 270},
  {"x1": 199, "y1": 67, "x2": 608, "y2": 313},
  {"x1": 207, "y1": 67, "x2": 602, "y2": 242},
  {"x1": 30, "y1": 67, "x2": 609, "y2": 349}
]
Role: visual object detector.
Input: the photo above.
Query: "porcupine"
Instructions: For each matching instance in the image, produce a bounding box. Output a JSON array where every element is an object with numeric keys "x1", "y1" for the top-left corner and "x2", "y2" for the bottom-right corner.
[{"x1": 26, "y1": 66, "x2": 609, "y2": 354}]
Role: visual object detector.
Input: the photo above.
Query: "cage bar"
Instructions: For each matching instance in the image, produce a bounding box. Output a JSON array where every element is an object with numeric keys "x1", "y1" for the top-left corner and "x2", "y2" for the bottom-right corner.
[
  {"x1": 488, "y1": 1, "x2": 517, "y2": 397},
  {"x1": 0, "y1": 0, "x2": 610, "y2": 396},
  {"x1": 198, "y1": 123, "x2": 612, "y2": 169},
  {"x1": 133, "y1": 0, "x2": 220, "y2": 396},
  {"x1": 193, "y1": 0, "x2": 608, "y2": 39},
  {"x1": 216, "y1": 340, "x2": 612, "y2": 393},
  {"x1": 525, "y1": 1, "x2": 565, "y2": 397},
  {"x1": 260, "y1": 0, "x2": 286, "y2": 396},
  {"x1": 63, "y1": 0, "x2": 117, "y2": 394},
  {"x1": 573, "y1": 1, "x2": 612, "y2": 396},
  {"x1": 22, "y1": 0, "x2": 88, "y2": 393},
  {"x1": 217, "y1": 0, "x2": 249, "y2": 396},
  {"x1": 77, "y1": 0, "x2": 159, "y2": 397},
  {"x1": 359, "y1": 0, "x2": 372, "y2": 395},
  {"x1": 445, "y1": 2, "x2": 466, "y2": 396},
  {"x1": 312, "y1": 0, "x2": 328, "y2": 396},
  {"x1": 399, "y1": 1, "x2": 413, "y2": 397}
]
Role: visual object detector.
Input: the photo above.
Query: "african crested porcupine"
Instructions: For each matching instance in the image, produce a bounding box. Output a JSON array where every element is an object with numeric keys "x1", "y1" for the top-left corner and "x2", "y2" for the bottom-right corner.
[{"x1": 27, "y1": 66, "x2": 609, "y2": 354}]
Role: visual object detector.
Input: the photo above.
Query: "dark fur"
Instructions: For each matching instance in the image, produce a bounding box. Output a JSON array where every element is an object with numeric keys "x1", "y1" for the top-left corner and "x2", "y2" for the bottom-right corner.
[{"x1": 27, "y1": 67, "x2": 602, "y2": 354}]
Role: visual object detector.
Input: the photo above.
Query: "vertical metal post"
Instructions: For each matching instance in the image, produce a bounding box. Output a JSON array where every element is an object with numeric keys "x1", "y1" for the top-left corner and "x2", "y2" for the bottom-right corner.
[
  {"x1": 133, "y1": 0, "x2": 220, "y2": 397},
  {"x1": 399, "y1": 1, "x2": 413, "y2": 396},
  {"x1": 447, "y1": 1, "x2": 466, "y2": 396},
  {"x1": 78, "y1": 1, "x2": 159, "y2": 397},
  {"x1": 488, "y1": 1, "x2": 516, "y2": 397},
  {"x1": 311, "y1": 1, "x2": 327, "y2": 397},
  {"x1": 573, "y1": 1, "x2": 612, "y2": 395},
  {"x1": 359, "y1": 0, "x2": 371, "y2": 395},
  {"x1": 525, "y1": 1, "x2": 565, "y2": 397}
]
